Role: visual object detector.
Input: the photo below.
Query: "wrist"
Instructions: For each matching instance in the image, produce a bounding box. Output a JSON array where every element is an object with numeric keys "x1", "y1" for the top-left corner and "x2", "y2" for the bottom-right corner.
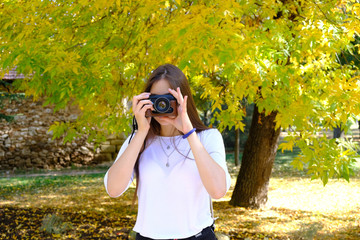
[
  {"x1": 182, "y1": 128, "x2": 196, "y2": 139},
  {"x1": 135, "y1": 129, "x2": 149, "y2": 139},
  {"x1": 182, "y1": 125, "x2": 194, "y2": 135}
]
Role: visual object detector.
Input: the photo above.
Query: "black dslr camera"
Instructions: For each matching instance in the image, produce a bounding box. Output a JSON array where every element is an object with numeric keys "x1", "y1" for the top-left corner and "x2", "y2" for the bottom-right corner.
[{"x1": 145, "y1": 94, "x2": 178, "y2": 117}]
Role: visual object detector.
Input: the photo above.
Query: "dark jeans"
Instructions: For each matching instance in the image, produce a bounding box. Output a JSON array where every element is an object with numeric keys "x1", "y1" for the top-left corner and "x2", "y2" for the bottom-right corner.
[{"x1": 135, "y1": 225, "x2": 217, "y2": 240}]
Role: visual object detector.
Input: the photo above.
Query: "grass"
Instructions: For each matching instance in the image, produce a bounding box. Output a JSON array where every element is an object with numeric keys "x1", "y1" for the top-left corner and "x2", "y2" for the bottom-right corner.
[
  {"x1": 1, "y1": 151, "x2": 360, "y2": 239},
  {"x1": 227, "y1": 148, "x2": 305, "y2": 177},
  {"x1": 0, "y1": 163, "x2": 110, "y2": 177}
]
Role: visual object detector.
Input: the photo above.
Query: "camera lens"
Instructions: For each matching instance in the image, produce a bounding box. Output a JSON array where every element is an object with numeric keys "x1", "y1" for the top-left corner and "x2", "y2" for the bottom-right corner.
[
  {"x1": 158, "y1": 101, "x2": 167, "y2": 110},
  {"x1": 154, "y1": 97, "x2": 170, "y2": 113}
]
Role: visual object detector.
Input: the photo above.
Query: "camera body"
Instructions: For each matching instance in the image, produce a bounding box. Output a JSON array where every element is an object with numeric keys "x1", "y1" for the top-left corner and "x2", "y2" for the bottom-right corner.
[{"x1": 145, "y1": 94, "x2": 178, "y2": 117}]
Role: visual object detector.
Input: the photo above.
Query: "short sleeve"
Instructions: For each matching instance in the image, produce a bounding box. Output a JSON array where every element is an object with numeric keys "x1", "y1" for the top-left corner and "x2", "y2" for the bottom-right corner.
[
  {"x1": 104, "y1": 134, "x2": 135, "y2": 198},
  {"x1": 199, "y1": 129, "x2": 231, "y2": 192}
]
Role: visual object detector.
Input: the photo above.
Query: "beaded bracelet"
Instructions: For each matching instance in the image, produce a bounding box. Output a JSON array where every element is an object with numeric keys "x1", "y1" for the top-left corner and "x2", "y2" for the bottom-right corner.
[{"x1": 182, "y1": 128, "x2": 196, "y2": 139}]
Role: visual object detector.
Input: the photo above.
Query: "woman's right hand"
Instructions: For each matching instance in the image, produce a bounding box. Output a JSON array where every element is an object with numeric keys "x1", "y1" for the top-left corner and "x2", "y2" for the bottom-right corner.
[{"x1": 132, "y1": 92, "x2": 153, "y2": 134}]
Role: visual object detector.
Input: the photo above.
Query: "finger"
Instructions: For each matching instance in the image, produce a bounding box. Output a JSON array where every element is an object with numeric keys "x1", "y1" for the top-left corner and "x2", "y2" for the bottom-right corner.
[
  {"x1": 139, "y1": 104, "x2": 154, "y2": 115},
  {"x1": 176, "y1": 87, "x2": 184, "y2": 103},
  {"x1": 135, "y1": 105, "x2": 153, "y2": 122},
  {"x1": 168, "y1": 88, "x2": 179, "y2": 101},
  {"x1": 168, "y1": 88, "x2": 183, "y2": 104},
  {"x1": 133, "y1": 92, "x2": 151, "y2": 103},
  {"x1": 132, "y1": 93, "x2": 151, "y2": 111},
  {"x1": 135, "y1": 100, "x2": 153, "y2": 113},
  {"x1": 183, "y1": 95, "x2": 188, "y2": 114}
]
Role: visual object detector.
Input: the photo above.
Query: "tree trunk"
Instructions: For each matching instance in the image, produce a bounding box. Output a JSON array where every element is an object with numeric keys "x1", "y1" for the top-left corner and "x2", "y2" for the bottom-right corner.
[
  {"x1": 234, "y1": 128, "x2": 240, "y2": 166},
  {"x1": 230, "y1": 105, "x2": 281, "y2": 209},
  {"x1": 333, "y1": 124, "x2": 344, "y2": 138}
]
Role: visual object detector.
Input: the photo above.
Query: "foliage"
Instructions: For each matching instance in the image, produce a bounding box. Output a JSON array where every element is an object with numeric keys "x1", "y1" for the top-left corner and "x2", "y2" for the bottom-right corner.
[
  {"x1": 289, "y1": 136, "x2": 360, "y2": 185},
  {"x1": 222, "y1": 103, "x2": 254, "y2": 151},
  {"x1": 1, "y1": 0, "x2": 360, "y2": 184},
  {"x1": 0, "y1": 88, "x2": 25, "y2": 122}
]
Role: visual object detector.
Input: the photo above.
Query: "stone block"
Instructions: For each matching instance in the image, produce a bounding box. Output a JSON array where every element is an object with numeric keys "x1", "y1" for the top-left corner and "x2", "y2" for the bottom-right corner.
[
  {"x1": 31, "y1": 152, "x2": 39, "y2": 157},
  {"x1": 32, "y1": 158, "x2": 42, "y2": 164},
  {"x1": 82, "y1": 156, "x2": 93, "y2": 163},
  {"x1": 21, "y1": 148, "x2": 31, "y2": 156},
  {"x1": 110, "y1": 139, "x2": 124, "y2": 145},
  {"x1": 94, "y1": 153, "x2": 112, "y2": 163},
  {"x1": 106, "y1": 134, "x2": 117, "y2": 140},
  {"x1": 100, "y1": 144, "x2": 116, "y2": 153},
  {"x1": 5, "y1": 138, "x2": 11, "y2": 145},
  {"x1": 59, "y1": 158, "x2": 65, "y2": 165},
  {"x1": 15, "y1": 143, "x2": 22, "y2": 148},
  {"x1": 14, "y1": 115, "x2": 26, "y2": 121},
  {"x1": 80, "y1": 146, "x2": 91, "y2": 155}
]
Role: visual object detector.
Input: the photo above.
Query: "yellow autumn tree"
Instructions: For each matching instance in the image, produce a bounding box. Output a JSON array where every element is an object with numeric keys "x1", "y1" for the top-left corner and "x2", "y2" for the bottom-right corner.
[{"x1": 1, "y1": 0, "x2": 359, "y2": 208}]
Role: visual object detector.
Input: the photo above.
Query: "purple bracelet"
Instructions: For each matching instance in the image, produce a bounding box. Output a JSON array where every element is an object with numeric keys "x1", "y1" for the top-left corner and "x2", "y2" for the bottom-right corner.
[{"x1": 182, "y1": 128, "x2": 196, "y2": 139}]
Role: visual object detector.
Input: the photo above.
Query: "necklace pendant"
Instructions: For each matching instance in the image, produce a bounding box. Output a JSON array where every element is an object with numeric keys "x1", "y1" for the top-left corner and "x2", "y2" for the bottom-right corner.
[
  {"x1": 166, "y1": 162, "x2": 170, "y2": 167},
  {"x1": 166, "y1": 145, "x2": 170, "y2": 150}
]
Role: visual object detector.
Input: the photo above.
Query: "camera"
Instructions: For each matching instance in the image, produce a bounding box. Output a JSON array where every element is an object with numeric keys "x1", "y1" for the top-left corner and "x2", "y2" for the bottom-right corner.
[{"x1": 145, "y1": 94, "x2": 178, "y2": 117}]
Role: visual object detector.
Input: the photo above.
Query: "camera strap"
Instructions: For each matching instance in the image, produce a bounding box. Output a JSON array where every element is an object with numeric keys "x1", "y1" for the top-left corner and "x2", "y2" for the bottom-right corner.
[
  {"x1": 128, "y1": 116, "x2": 138, "y2": 144},
  {"x1": 210, "y1": 196, "x2": 218, "y2": 227}
]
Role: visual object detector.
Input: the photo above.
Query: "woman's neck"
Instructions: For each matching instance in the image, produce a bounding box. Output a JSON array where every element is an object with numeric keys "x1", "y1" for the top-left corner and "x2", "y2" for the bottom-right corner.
[{"x1": 160, "y1": 125, "x2": 181, "y2": 137}]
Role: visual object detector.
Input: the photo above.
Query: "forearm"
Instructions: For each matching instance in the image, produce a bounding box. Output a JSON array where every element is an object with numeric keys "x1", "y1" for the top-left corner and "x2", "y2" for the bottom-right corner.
[
  {"x1": 106, "y1": 131, "x2": 147, "y2": 198},
  {"x1": 187, "y1": 132, "x2": 227, "y2": 199}
]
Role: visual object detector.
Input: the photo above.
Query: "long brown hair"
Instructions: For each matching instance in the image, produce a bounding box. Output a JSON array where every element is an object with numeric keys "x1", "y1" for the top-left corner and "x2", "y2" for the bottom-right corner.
[
  {"x1": 132, "y1": 64, "x2": 208, "y2": 204},
  {"x1": 144, "y1": 64, "x2": 208, "y2": 135}
]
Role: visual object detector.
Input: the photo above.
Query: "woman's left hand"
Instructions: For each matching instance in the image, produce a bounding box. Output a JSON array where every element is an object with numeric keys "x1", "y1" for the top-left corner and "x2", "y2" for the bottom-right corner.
[{"x1": 162, "y1": 87, "x2": 194, "y2": 134}]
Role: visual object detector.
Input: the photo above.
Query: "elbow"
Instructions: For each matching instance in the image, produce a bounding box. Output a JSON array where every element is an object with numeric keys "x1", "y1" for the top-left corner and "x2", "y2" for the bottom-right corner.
[
  {"x1": 105, "y1": 173, "x2": 124, "y2": 198},
  {"x1": 210, "y1": 172, "x2": 229, "y2": 199},
  {"x1": 106, "y1": 179, "x2": 122, "y2": 198},
  {"x1": 107, "y1": 187, "x2": 121, "y2": 198},
  {"x1": 210, "y1": 187, "x2": 227, "y2": 200}
]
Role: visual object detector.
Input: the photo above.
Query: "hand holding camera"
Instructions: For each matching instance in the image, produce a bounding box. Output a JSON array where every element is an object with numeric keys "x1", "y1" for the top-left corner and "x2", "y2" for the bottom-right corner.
[
  {"x1": 145, "y1": 94, "x2": 178, "y2": 117},
  {"x1": 132, "y1": 92, "x2": 154, "y2": 134},
  {"x1": 133, "y1": 87, "x2": 193, "y2": 135},
  {"x1": 160, "y1": 88, "x2": 194, "y2": 135}
]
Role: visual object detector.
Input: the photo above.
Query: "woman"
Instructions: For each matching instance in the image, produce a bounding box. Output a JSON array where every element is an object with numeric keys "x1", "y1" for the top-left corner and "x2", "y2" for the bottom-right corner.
[{"x1": 104, "y1": 64, "x2": 231, "y2": 240}]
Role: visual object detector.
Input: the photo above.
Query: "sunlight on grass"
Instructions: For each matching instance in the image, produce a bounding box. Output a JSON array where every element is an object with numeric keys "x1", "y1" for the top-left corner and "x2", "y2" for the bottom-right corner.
[
  {"x1": 268, "y1": 177, "x2": 360, "y2": 213},
  {"x1": 213, "y1": 162, "x2": 360, "y2": 239}
]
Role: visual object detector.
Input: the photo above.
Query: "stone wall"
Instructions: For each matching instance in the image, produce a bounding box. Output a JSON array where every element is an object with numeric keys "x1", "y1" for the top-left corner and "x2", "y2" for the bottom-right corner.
[{"x1": 0, "y1": 96, "x2": 125, "y2": 170}]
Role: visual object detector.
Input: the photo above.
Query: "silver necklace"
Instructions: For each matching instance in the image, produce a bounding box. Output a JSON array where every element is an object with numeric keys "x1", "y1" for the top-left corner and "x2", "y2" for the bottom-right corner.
[{"x1": 158, "y1": 136, "x2": 181, "y2": 167}]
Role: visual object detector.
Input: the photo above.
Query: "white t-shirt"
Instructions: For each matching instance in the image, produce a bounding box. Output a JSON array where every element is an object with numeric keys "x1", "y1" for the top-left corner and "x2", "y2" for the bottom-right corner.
[{"x1": 104, "y1": 128, "x2": 231, "y2": 239}]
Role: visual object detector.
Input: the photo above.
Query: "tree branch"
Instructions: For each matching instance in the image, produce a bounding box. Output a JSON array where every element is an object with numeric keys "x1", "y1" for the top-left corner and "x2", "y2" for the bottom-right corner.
[{"x1": 312, "y1": 0, "x2": 338, "y2": 25}]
